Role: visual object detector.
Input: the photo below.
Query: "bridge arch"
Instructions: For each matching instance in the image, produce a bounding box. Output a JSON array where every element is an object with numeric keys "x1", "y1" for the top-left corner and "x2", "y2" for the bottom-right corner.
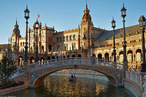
[{"x1": 32, "y1": 65, "x2": 121, "y2": 87}]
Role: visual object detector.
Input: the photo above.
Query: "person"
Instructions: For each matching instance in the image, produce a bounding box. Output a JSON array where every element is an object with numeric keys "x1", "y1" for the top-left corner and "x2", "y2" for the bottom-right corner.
[{"x1": 71, "y1": 74, "x2": 73, "y2": 79}]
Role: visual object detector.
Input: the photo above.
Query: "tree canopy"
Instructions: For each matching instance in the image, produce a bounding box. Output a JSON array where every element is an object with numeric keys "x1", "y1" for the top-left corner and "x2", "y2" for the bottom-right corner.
[{"x1": 0, "y1": 56, "x2": 17, "y2": 84}]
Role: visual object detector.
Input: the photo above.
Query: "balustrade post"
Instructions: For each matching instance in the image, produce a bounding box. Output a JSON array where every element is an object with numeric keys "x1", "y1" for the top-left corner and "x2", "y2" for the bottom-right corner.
[{"x1": 91, "y1": 56, "x2": 94, "y2": 65}]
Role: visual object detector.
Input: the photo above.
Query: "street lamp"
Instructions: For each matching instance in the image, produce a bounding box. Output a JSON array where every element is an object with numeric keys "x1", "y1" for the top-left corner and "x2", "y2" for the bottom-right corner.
[
  {"x1": 35, "y1": 19, "x2": 39, "y2": 62},
  {"x1": 121, "y1": 3, "x2": 128, "y2": 70},
  {"x1": 139, "y1": 16, "x2": 146, "y2": 72},
  {"x1": 111, "y1": 18, "x2": 116, "y2": 62},
  {"x1": 24, "y1": 5, "x2": 30, "y2": 79}
]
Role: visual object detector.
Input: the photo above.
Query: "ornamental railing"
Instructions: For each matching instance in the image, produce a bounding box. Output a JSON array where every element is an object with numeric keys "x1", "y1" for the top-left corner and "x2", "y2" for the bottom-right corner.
[{"x1": 11, "y1": 57, "x2": 123, "y2": 79}]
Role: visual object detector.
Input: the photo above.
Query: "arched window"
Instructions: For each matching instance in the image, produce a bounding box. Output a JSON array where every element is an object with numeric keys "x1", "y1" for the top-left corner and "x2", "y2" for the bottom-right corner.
[
  {"x1": 66, "y1": 36, "x2": 68, "y2": 41},
  {"x1": 70, "y1": 35, "x2": 72, "y2": 40},
  {"x1": 73, "y1": 35, "x2": 76, "y2": 40}
]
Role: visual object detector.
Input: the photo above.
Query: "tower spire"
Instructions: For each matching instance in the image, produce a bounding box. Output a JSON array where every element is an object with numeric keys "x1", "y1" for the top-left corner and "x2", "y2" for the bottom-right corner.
[
  {"x1": 16, "y1": 18, "x2": 17, "y2": 25},
  {"x1": 86, "y1": 0, "x2": 87, "y2": 8}
]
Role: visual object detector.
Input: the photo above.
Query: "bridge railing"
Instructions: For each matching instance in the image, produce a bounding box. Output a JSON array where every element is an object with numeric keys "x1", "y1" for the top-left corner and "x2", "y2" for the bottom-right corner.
[
  {"x1": 11, "y1": 57, "x2": 123, "y2": 78},
  {"x1": 94, "y1": 58, "x2": 123, "y2": 70},
  {"x1": 126, "y1": 70, "x2": 142, "y2": 86},
  {"x1": 11, "y1": 66, "x2": 24, "y2": 79},
  {"x1": 59, "y1": 57, "x2": 91, "y2": 65}
]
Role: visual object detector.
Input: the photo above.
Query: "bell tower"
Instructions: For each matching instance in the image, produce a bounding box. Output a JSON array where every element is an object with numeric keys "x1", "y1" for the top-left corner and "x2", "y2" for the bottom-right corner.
[
  {"x1": 80, "y1": 3, "x2": 93, "y2": 50},
  {"x1": 11, "y1": 20, "x2": 21, "y2": 51}
]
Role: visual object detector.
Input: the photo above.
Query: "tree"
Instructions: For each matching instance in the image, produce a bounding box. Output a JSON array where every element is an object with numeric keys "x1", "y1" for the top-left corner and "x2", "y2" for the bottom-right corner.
[{"x1": 0, "y1": 56, "x2": 17, "y2": 84}]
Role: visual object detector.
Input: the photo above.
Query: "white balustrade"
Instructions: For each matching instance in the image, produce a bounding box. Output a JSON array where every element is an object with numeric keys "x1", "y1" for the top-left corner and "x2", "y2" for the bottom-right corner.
[
  {"x1": 126, "y1": 70, "x2": 142, "y2": 86},
  {"x1": 11, "y1": 57, "x2": 123, "y2": 78}
]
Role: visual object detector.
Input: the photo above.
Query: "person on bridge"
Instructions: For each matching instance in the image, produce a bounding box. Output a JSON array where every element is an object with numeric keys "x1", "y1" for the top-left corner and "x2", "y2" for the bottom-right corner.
[{"x1": 71, "y1": 74, "x2": 74, "y2": 79}]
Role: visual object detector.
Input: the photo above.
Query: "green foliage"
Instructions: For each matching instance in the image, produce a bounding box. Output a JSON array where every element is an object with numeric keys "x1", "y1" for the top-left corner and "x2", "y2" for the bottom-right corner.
[{"x1": 0, "y1": 56, "x2": 17, "y2": 84}]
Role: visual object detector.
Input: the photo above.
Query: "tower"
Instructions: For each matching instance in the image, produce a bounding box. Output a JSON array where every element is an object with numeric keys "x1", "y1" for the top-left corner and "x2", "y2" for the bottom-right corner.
[
  {"x1": 11, "y1": 20, "x2": 21, "y2": 51},
  {"x1": 80, "y1": 3, "x2": 93, "y2": 50}
]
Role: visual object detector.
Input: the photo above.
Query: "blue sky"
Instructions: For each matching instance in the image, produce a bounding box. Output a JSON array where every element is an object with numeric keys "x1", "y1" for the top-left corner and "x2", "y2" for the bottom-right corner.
[{"x1": 0, "y1": 0, "x2": 146, "y2": 44}]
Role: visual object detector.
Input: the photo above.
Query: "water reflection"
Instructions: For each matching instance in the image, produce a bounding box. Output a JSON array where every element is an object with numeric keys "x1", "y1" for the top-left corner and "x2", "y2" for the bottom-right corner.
[{"x1": 6, "y1": 75, "x2": 135, "y2": 97}]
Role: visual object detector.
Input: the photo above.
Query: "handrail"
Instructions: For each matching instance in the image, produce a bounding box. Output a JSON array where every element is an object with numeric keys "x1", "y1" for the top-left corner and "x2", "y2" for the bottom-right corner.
[{"x1": 11, "y1": 57, "x2": 123, "y2": 79}]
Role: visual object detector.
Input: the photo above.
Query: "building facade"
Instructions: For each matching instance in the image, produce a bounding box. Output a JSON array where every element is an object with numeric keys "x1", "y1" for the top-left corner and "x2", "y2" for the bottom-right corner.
[
  {"x1": 1, "y1": 4, "x2": 143, "y2": 69},
  {"x1": 10, "y1": 4, "x2": 105, "y2": 66}
]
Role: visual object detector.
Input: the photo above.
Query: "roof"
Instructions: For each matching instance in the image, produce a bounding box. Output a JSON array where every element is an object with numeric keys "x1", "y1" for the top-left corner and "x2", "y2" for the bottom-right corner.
[{"x1": 94, "y1": 24, "x2": 140, "y2": 42}]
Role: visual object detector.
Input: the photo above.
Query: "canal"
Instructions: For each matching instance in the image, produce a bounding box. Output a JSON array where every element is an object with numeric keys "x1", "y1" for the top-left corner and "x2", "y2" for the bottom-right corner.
[{"x1": 6, "y1": 74, "x2": 135, "y2": 97}]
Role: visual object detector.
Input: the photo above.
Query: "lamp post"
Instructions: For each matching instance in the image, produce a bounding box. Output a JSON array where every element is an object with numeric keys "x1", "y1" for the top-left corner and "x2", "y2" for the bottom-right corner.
[
  {"x1": 111, "y1": 18, "x2": 116, "y2": 62},
  {"x1": 121, "y1": 4, "x2": 128, "y2": 71},
  {"x1": 139, "y1": 16, "x2": 146, "y2": 72},
  {"x1": 35, "y1": 19, "x2": 39, "y2": 62},
  {"x1": 24, "y1": 5, "x2": 30, "y2": 79}
]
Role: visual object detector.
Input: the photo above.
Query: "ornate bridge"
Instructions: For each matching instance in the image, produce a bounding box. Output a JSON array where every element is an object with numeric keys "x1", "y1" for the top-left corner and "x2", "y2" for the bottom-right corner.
[{"x1": 11, "y1": 57, "x2": 123, "y2": 87}]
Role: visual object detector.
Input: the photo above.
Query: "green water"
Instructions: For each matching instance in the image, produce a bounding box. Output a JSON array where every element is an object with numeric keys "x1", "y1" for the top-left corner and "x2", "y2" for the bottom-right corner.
[{"x1": 6, "y1": 75, "x2": 135, "y2": 97}]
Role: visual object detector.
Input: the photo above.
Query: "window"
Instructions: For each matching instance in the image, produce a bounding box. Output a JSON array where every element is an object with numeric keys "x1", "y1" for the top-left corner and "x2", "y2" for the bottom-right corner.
[
  {"x1": 70, "y1": 35, "x2": 72, "y2": 40},
  {"x1": 57, "y1": 37, "x2": 59, "y2": 42},
  {"x1": 66, "y1": 36, "x2": 68, "y2": 41},
  {"x1": 73, "y1": 35, "x2": 76, "y2": 40},
  {"x1": 60, "y1": 37, "x2": 62, "y2": 42},
  {"x1": 63, "y1": 37, "x2": 65, "y2": 41}
]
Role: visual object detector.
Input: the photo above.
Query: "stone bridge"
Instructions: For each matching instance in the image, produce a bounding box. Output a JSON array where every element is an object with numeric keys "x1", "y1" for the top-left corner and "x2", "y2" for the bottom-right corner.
[{"x1": 11, "y1": 57, "x2": 123, "y2": 87}]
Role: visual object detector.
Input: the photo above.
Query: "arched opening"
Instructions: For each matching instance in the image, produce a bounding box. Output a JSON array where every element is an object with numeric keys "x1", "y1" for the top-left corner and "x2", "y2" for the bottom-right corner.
[
  {"x1": 18, "y1": 56, "x2": 23, "y2": 66},
  {"x1": 77, "y1": 54, "x2": 82, "y2": 57},
  {"x1": 30, "y1": 57, "x2": 35, "y2": 64},
  {"x1": 33, "y1": 66, "x2": 119, "y2": 88},
  {"x1": 72, "y1": 55, "x2": 76, "y2": 57},
  {"x1": 73, "y1": 35, "x2": 76, "y2": 40},
  {"x1": 70, "y1": 35, "x2": 72, "y2": 41},
  {"x1": 105, "y1": 53, "x2": 109, "y2": 60},
  {"x1": 127, "y1": 50, "x2": 133, "y2": 63},
  {"x1": 67, "y1": 55, "x2": 70, "y2": 58},
  {"x1": 119, "y1": 51, "x2": 124, "y2": 63},
  {"x1": 48, "y1": 45, "x2": 52, "y2": 52},
  {"x1": 93, "y1": 54, "x2": 96, "y2": 57},
  {"x1": 47, "y1": 56, "x2": 50, "y2": 60},
  {"x1": 66, "y1": 36, "x2": 68, "y2": 41},
  {"x1": 52, "y1": 56, "x2": 55, "y2": 59},
  {"x1": 98, "y1": 53, "x2": 102, "y2": 59},
  {"x1": 40, "y1": 57, "x2": 44, "y2": 64},
  {"x1": 136, "y1": 49, "x2": 142, "y2": 63}
]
